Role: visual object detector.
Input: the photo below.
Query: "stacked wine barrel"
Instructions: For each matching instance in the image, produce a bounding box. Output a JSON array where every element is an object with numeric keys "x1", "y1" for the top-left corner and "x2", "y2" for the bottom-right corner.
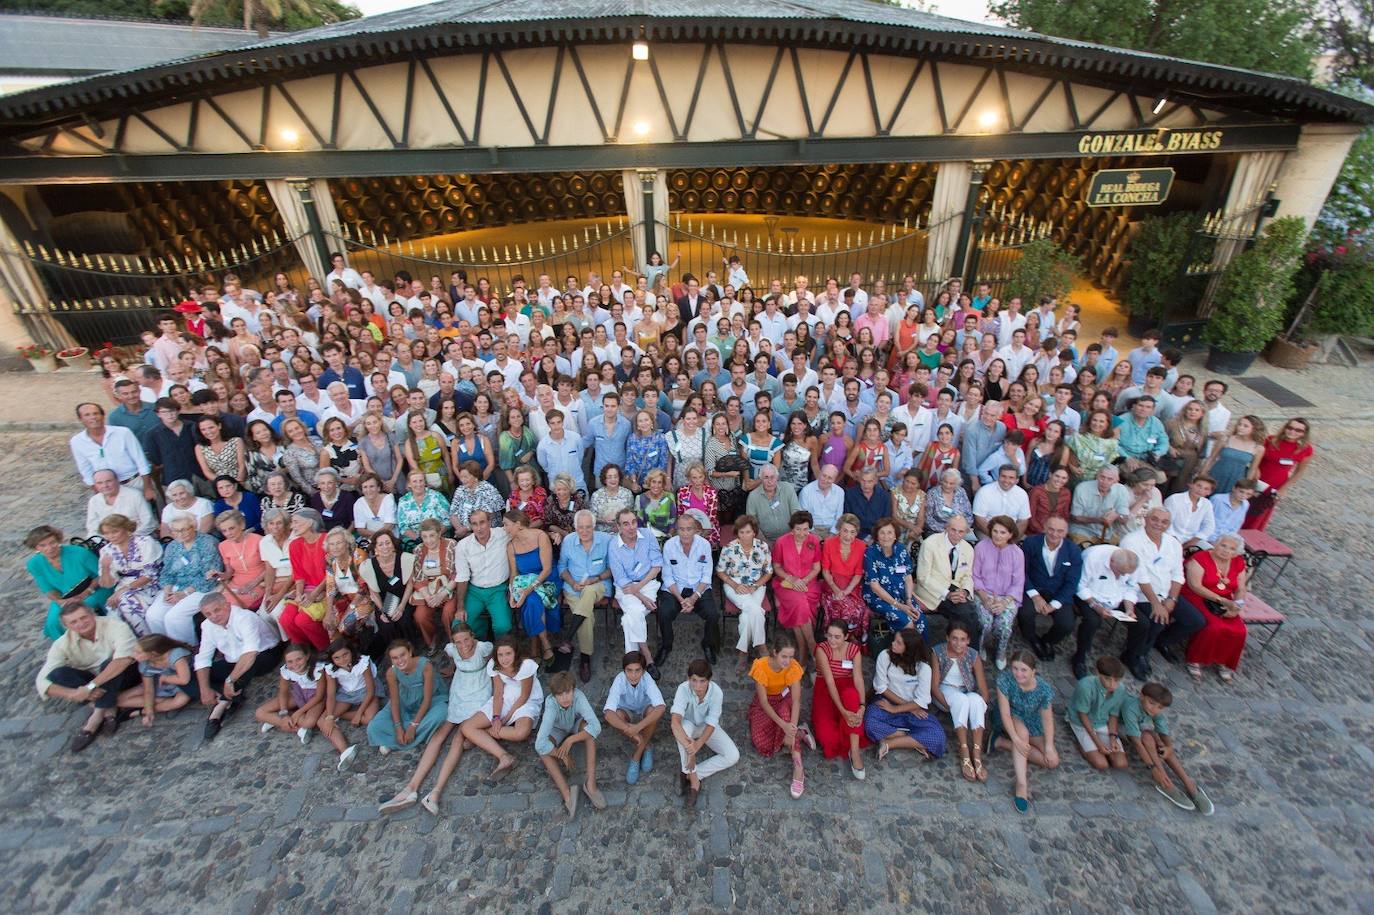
[
  {"x1": 664, "y1": 164, "x2": 935, "y2": 225},
  {"x1": 328, "y1": 172, "x2": 628, "y2": 243},
  {"x1": 975, "y1": 156, "x2": 1149, "y2": 293}
]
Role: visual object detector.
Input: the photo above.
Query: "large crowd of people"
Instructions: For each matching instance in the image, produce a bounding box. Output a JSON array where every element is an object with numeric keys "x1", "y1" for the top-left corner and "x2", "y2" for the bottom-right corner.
[{"x1": 30, "y1": 252, "x2": 1318, "y2": 814}]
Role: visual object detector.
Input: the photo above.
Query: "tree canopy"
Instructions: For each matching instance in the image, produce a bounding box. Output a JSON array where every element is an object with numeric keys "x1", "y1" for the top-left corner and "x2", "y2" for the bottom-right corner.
[
  {"x1": 0, "y1": 0, "x2": 360, "y2": 31},
  {"x1": 988, "y1": 0, "x2": 1322, "y2": 79}
]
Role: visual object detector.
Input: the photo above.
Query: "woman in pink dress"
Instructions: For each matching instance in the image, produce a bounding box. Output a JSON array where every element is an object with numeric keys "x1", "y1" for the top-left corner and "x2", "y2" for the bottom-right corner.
[{"x1": 771, "y1": 511, "x2": 823, "y2": 668}]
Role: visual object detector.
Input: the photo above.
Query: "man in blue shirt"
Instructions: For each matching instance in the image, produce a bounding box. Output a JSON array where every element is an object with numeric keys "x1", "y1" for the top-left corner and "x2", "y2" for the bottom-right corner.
[
  {"x1": 537, "y1": 410, "x2": 588, "y2": 493},
  {"x1": 107, "y1": 379, "x2": 159, "y2": 440},
  {"x1": 1113, "y1": 397, "x2": 1169, "y2": 462},
  {"x1": 691, "y1": 349, "x2": 731, "y2": 390},
  {"x1": 557, "y1": 509, "x2": 612, "y2": 683},
  {"x1": 317, "y1": 342, "x2": 366, "y2": 400},
  {"x1": 960, "y1": 401, "x2": 1007, "y2": 491},
  {"x1": 843, "y1": 469, "x2": 892, "y2": 541},
  {"x1": 1125, "y1": 328, "x2": 1162, "y2": 384},
  {"x1": 584, "y1": 392, "x2": 632, "y2": 478},
  {"x1": 658, "y1": 513, "x2": 721, "y2": 666},
  {"x1": 608, "y1": 510, "x2": 663, "y2": 679}
]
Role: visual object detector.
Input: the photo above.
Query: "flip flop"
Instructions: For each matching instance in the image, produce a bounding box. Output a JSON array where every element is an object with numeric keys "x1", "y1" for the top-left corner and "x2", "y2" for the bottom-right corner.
[
  {"x1": 877, "y1": 740, "x2": 891, "y2": 762},
  {"x1": 961, "y1": 757, "x2": 977, "y2": 781},
  {"x1": 487, "y1": 757, "x2": 517, "y2": 783}
]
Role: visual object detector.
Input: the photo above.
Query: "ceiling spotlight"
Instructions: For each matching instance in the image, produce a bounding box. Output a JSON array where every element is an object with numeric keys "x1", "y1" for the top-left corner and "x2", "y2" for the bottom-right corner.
[
  {"x1": 632, "y1": 119, "x2": 651, "y2": 137},
  {"x1": 977, "y1": 110, "x2": 998, "y2": 129},
  {"x1": 279, "y1": 127, "x2": 300, "y2": 145},
  {"x1": 632, "y1": 41, "x2": 649, "y2": 60},
  {"x1": 1152, "y1": 95, "x2": 1168, "y2": 115}
]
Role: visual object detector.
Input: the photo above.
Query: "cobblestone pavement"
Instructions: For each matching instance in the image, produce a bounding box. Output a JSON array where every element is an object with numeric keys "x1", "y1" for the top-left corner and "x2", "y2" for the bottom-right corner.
[{"x1": 1, "y1": 367, "x2": 1372, "y2": 913}]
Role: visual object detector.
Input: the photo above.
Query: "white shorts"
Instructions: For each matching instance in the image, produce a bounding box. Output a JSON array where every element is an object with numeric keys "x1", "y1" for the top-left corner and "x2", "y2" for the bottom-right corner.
[{"x1": 1069, "y1": 721, "x2": 1117, "y2": 753}]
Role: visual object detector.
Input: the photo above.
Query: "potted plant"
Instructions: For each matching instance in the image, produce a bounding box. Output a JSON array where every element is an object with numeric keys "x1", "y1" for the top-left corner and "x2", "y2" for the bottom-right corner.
[
  {"x1": 57, "y1": 346, "x2": 92, "y2": 369},
  {"x1": 1283, "y1": 229, "x2": 1374, "y2": 365},
  {"x1": 1121, "y1": 213, "x2": 1197, "y2": 336},
  {"x1": 1203, "y1": 217, "x2": 1307, "y2": 375},
  {"x1": 18, "y1": 343, "x2": 57, "y2": 373},
  {"x1": 1006, "y1": 238, "x2": 1079, "y2": 306}
]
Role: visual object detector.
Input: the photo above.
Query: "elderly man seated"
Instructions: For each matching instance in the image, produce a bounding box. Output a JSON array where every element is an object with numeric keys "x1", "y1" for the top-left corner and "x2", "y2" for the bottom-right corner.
[
  {"x1": 608, "y1": 509, "x2": 664, "y2": 680},
  {"x1": 843, "y1": 467, "x2": 891, "y2": 541},
  {"x1": 1069, "y1": 465, "x2": 1131, "y2": 546},
  {"x1": 799, "y1": 464, "x2": 844, "y2": 538},
  {"x1": 1119, "y1": 508, "x2": 1201, "y2": 681},
  {"x1": 658, "y1": 512, "x2": 722, "y2": 667},
  {"x1": 85, "y1": 468, "x2": 156, "y2": 538},
  {"x1": 34, "y1": 602, "x2": 142, "y2": 754},
  {"x1": 745, "y1": 464, "x2": 800, "y2": 542},
  {"x1": 914, "y1": 514, "x2": 979, "y2": 643},
  {"x1": 558, "y1": 509, "x2": 613, "y2": 684},
  {"x1": 194, "y1": 592, "x2": 282, "y2": 740},
  {"x1": 1071, "y1": 545, "x2": 1140, "y2": 681}
]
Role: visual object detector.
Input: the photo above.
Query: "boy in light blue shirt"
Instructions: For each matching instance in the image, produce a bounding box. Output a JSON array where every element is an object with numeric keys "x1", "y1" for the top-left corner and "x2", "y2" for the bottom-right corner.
[{"x1": 537, "y1": 671, "x2": 605, "y2": 817}]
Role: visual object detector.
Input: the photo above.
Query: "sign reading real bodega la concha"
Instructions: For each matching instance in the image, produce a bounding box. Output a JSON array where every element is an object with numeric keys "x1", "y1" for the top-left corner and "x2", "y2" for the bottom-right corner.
[{"x1": 1084, "y1": 168, "x2": 1175, "y2": 208}]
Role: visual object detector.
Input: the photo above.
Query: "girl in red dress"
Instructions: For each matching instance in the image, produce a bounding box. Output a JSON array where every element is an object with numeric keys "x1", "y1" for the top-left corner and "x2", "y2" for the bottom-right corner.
[
  {"x1": 1181, "y1": 533, "x2": 1250, "y2": 682},
  {"x1": 812, "y1": 620, "x2": 871, "y2": 777},
  {"x1": 1244, "y1": 417, "x2": 1314, "y2": 531}
]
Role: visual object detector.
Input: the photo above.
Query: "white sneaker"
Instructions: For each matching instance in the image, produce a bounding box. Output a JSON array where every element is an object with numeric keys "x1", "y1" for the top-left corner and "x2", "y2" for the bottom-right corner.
[
  {"x1": 851, "y1": 764, "x2": 866, "y2": 780},
  {"x1": 260, "y1": 722, "x2": 274, "y2": 734},
  {"x1": 378, "y1": 746, "x2": 390, "y2": 756},
  {"x1": 338, "y1": 744, "x2": 358, "y2": 771},
  {"x1": 297, "y1": 727, "x2": 312, "y2": 745}
]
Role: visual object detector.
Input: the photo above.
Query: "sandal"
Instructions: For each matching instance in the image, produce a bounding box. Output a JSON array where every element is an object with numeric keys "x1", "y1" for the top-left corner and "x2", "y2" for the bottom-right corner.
[
  {"x1": 420, "y1": 793, "x2": 440, "y2": 816},
  {"x1": 1218, "y1": 668, "x2": 1234, "y2": 683},
  {"x1": 1187, "y1": 663, "x2": 1203, "y2": 681},
  {"x1": 972, "y1": 754, "x2": 988, "y2": 783},
  {"x1": 877, "y1": 740, "x2": 891, "y2": 762},
  {"x1": 960, "y1": 754, "x2": 977, "y2": 782}
]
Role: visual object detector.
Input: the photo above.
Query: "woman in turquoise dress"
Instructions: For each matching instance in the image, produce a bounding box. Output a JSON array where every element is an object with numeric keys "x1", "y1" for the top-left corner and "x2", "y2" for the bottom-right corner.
[
  {"x1": 503, "y1": 509, "x2": 560, "y2": 666},
  {"x1": 367, "y1": 641, "x2": 449, "y2": 752},
  {"x1": 25, "y1": 525, "x2": 113, "y2": 639},
  {"x1": 1201, "y1": 415, "x2": 1264, "y2": 495}
]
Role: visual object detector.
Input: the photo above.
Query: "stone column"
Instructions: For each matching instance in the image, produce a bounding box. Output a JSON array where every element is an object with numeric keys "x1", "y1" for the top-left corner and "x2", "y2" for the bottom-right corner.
[
  {"x1": 925, "y1": 161, "x2": 974, "y2": 287},
  {"x1": 622, "y1": 168, "x2": 668, "y2": 268},
  {"x1": 1271, "y1": 123, "x2": 1364, "y2": 229}
]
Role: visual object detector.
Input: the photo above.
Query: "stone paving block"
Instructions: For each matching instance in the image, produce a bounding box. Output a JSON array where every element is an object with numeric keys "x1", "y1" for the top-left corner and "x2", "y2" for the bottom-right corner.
[
  {"x1": 190, "y1": 815, "x2": 236, "y2": 836},
  {"x1": 387, "y1": 890, "x2": 414, "y2": 915},
  {"x1": 309, "y1": 805, "x2": 346, "y2": 823},
  {"x1": 547, "y1": 859, "x2": 574, "y2": 900},
  {"x1": 1145, "y1": 827, "x2": 1186, "y2": 871},
  {"x1": 710, "y1": 866, "x2": 732, "y2": 909},
  {"x1": 0, "y1": 718, "x2": 27, "y2": 738},
  {"x1": 275, "y1": 787, "x2": 307, "y2": 825},
  {"x1": 1175, "y1": 871, "x2": 1218, "y2": 915},
  {"x1": 344, "y1": 806, "x2": 377, "y2": 822},
  {"x1": 708, "y1": 815, "x2": 731, "y2": 865},
  {"x1": 491, "y1": 794, "x2": 527, "y2": 813},
  {"x1": 400, "y1": 839, "x2": 429, "y2": 879}
]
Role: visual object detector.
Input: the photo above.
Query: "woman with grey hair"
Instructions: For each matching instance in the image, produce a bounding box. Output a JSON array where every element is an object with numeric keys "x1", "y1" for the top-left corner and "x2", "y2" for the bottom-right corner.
[
  {"x1": 262, "y1": 471, "x2": 307, "y2": 516},
  {"x1": 258, "y1": 507, "x2": 296, "y2": 636},
  {"x1": 310, "y1": 467, "x2": 356, "y2": 532},
  {"x1": 924, "y1": 468, "x2": 974, "y2": 537},
  {"x1": 147, "y1": 515, "x2": 224, "y2": 644},
  {"x1": 543, "y1": 472, "x2": 588, "y2": 547},
  {"x1": 1180, "y1": 532, "x2": 1250, "y2": 683},
  {"x1": 159, "y1": 478, "x2": 214, "y2": 538}
]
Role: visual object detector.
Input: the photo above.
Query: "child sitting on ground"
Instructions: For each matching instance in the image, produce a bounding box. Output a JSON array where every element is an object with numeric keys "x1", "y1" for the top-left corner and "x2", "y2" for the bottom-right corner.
[
  {"x1": 255, "y1": 643, "x2": 326, "y2": 745},
  {"x1": 1123, "y1": 682, "x2": 1214, "y2": 814},
  {"x1": 1068, "y1": 656, "x2": 1129, "y2": 771},
  {"x1": 117, "y1": 634, "x2": 198, "y2": 725},
  {"x1": 536, "y1": 671, "x2": 606, "y2": 817}
]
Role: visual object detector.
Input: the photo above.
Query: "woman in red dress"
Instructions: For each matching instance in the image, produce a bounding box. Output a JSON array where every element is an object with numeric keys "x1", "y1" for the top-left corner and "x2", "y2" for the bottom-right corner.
[
  {"x1": 1181, "y1": 533, "x2": 1250, "y2": 682},
  {"x1": 1244, "y1": 417, "x2": 1314, "y2": 531},
  {"x1": 771, "y1": 512, "x2": 823, "y2": 666},
  {"x1": 820, "y1": 515, "x2": 869, "y2": 644},
  {"x1": 812, "y1": 620, "x2": 871, "y2": 777}
]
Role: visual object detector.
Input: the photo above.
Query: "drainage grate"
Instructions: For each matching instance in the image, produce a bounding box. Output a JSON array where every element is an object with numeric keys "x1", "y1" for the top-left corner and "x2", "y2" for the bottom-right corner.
[{"x1": 1236, "y1": 376, "x2": 1316, "y2": 409}]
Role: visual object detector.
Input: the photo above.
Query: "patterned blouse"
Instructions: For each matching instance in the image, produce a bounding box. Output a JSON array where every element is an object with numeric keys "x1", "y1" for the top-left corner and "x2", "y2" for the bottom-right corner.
[
  {"x1": 892, "y1": 487, "x2": 925, "y2": 543},
  {"x1": 498, "y1": 427, "x2": 538, "y2": 472},
  {"x1": 704, "y1": 435, "x2": 743, "y2": 492},
  {"x1": 544, "y1": 491, "x2": 587, "y2": 535},
  {"x1": 1068, "y1": 433, "x2": 1120, "y2": 480},
  {"x1": 201, "y1": 439, "x2": 242, "y2": 480},
  {"x1": 636, "y1": 492, "x2": 677, "y2": 540},
  {"x1": 281, "y1": 443, "x2": 320, "y2": 495},
  {"x1": 923, "y1": 484, "x2": 974, "y2": 535},
  {"x1": 676, "y1": 484, "x2": 720, "y2": 546},
  {"x1": 263, "y1": 492, "x2": 307, "y2": 517},
  {"x1": 322, "y1": 440, "x2": 362, "y2": 488},
  {"x1": 741, "y1": 433, "x2": 784, "y2": 481},
  {"x1": 160, "y1": 534, "x2": 224, "y2": 593},
  {"x1": 396, "y1": 489, "x2": 451, "y2": 540},
  {"x1": 717, "y1": 538, "x2": 771, "y2": 587},
  {"x1": 101, "y1": 535, "x2": 163, "y2": 590},
  {"x1": 449, "y1": 481, "x2": 505, "y2": 530},
  {"x1": 507, "y1": 486, "x2": 549, "y2": 526},
  {"x1": 623, "y1": 432, "x2": 670, "y2": 486},
  {"x1": 590, "y1": 486, "x2": 636, "y2": 533},
  {"x1": 997, "y1": 669, "x2": 1055, "y2": 737},
  {"x1": 245, "y1": 447, "x2": 284, "y2": 494}
]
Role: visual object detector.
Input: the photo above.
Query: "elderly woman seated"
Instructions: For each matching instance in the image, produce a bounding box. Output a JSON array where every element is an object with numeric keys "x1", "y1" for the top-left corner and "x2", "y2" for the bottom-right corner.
[
  {"x1": 159, "y1": 479, "x2": 215, "y2": 539},
  {"x1": 146, "y1": 515, "x2": 224, "y2": 645}
]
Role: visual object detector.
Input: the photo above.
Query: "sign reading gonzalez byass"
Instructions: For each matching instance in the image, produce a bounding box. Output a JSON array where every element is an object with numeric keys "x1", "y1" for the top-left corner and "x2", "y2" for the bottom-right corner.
[{"x1": 1084, "y1": 168, "x2": 1175, "y2": 207}]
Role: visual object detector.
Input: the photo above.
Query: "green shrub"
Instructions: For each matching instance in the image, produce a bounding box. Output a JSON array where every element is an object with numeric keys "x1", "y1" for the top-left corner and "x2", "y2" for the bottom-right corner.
[
  {"x1": 1297, "y1": 232, "x2": 1374, "y2": 336},
  {"x1": 1205, "y1": 217, "x2": 1307, "y2": 351},
  {"x1": 1122, "y1": 213, "x2": 1198, "y2": 320},
  {"x1": 1007, "y1": 238, "x2": 1080, "y2": 305}
]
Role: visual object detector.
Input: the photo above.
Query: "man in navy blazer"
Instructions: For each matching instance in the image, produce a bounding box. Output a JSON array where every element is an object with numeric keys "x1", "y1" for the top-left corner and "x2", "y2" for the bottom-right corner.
[{"x1": 1015, "y1": 517, "x2": 1083, "y2": 661}]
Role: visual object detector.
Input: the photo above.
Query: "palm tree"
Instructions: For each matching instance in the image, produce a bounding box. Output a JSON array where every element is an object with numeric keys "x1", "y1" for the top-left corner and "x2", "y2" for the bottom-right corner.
[{"x1": 188, "y1": 0, "x2": 352, "y2": 38}]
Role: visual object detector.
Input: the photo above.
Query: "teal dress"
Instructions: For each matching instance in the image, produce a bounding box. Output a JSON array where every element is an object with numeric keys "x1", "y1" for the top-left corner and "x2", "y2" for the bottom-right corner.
[
  {"x1": 995, "y1": 669, "x2": 1055, "y2": 737},
  {"x1": 367, "y1": 656, "x2": 449, "y2": 750},
  {"x1": 27, "y1": 546, "x2": 113, "y2": 639}
]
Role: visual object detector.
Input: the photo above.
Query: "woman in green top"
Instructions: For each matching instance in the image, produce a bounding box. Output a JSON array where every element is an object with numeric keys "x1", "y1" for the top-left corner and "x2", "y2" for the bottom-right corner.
[
  {"x1": 1067, "y1": 409, "x2": 1120, "y2": 484},
  {"x1": 403, "y1": 410, "x2": 452, "y2": 494},
  {"x1": 498, "y1": 404, "x2": 538, "y2": 493},
  {"x1": 26, "y1": 525, "x2": 113, "y2": 639},
  {"x1": 635, "y1": 468, "x2": 678, "y2": 544}
]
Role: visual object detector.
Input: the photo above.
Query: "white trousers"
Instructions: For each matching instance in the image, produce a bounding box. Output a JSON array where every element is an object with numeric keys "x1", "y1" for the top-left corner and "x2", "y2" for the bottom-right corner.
[
  {"x1": 677, "y1": 719, "x2": 740, "y2": 780},
  {"x1": 616, "y1": 581, "x2": 660, "y2": 650},
  {"x1": 725, "y1": 585, "x2": 768, "y2": 652},
  {"x1": 147, "y1": 590, "x2": 209, "y2": 645},
  {"x1": 940, "y1": 683, "x2": 988, "y2": 730}
]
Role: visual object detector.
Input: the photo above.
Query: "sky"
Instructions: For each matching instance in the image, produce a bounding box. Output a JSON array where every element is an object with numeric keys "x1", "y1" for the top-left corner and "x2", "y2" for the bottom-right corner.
[{"x1": 352, "y1": 0, "x2": 999, "y2": 25}]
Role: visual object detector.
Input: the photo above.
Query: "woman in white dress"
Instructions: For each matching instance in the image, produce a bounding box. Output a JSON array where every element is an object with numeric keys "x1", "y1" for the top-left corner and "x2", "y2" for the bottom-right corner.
[{"x1": 460, "y1": 636, "x2": 544, "y2": 781}]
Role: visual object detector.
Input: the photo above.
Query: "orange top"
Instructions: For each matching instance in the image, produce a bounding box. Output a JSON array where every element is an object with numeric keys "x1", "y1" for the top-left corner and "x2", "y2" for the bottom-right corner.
[{"x1": 749, "y1": 657, "x2": 803, "y2": 696}]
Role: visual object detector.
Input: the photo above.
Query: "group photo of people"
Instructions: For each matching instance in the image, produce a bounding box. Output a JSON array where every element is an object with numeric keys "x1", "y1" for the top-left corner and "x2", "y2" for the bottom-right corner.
[{"x1": 33, "y1": 252, "x2": 1317, "y2": 815}]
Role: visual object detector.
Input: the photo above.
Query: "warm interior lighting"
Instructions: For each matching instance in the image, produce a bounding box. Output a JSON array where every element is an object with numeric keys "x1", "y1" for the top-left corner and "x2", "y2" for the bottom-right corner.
[
  {"x1": 279, "y1": 127, "x2": 300, "y2": 145},
  {"x1": 632, "y1": 119, "x2": 651, "y2": 136},
  {"x1": 977, "y1": 110, "x2": 998, "y2": 129},
  {"x1": 1152, "y1": 95, "x2": 1168, "y2": 115},
  {"x1": 632, "y1": 41, "x2": 649, "y2": 60}
]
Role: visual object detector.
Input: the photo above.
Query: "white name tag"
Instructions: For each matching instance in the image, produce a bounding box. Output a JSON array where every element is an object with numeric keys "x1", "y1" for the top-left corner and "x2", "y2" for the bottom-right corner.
[{"x1": 841, "y1": 659, "x2": 854, "y2": 670}]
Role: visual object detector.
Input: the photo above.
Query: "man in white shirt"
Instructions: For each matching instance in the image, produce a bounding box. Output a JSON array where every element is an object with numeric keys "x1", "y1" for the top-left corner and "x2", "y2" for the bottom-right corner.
[
  {"x1": 1072, "y1": 545, "x2": 1139, "y2": 679},
  {"x1": 657, "y1": 514, "x2": 721, "y2": 666},
  {"x1": 86, "y1": 468, "x2": 157, "y2": 537},
  {"x1": 453, "y1": 510, "x2": 513, "y2": 641},
  {"x1": 602, "y1": 648, "x2": 667, "y2": 781},
  {"x1": 316, "y1": 382, "x2": 368, "y2": 436},
  {"x1": 194, "y1": 593, "x2": 282, "y2": 740},
  {"x1": 1119, "y1": 508, "x2": 1201, "y2": 680},
  {"x1": 784, "y1": 275, "x2": 815, "y2": 308},
  {"x1": 785, "y1": 352, "x2": 818, "y2": 393},
  {"x1": 971, "y1": 465, "x2": 1031, "y2": 536},
  {"x1": 1163, "y1": 476, "x2": 1218, "y2": 550},
  {"x1": 799, "y1": 464, "x2": 845, "y2": 537},
  {"x1": 70, "y1": 403, "x2": 153, "y2": 494},
  {"x1": 895, "y1": 386, "x2": 936, "y2": 451},
  {"x1": 997, "y1": 329, "x2": 1035, "y2": 379},
  {"x1": 995, "y1": 297, "x2": 1027, "y2": 348},
  {"x1": 787, "y1": 297, "x2": 820, "y2": 334},
  {"x1": 845, "y1": 272, "x2": 869, "y2": 311},
  {"x1": 928, "y1": 390, "x2": 964, "y2": 447},
  {"x1": 756, "y1": 297, "x2": 789, "y2": 347},
  {"x1": 357, "y1": 270, "x2": 389, "y2": 310},
  {"x1": 1043, "y1": 385, "x2": 1081, "y2": 433},
  {"x1": 1201, "y1": 380, "x2": 1232, "y2": 451},
  {"x1": 294, "y1": 373, "x2": 330, "y2": 415},
  {"x1": 325, "y1": 252, "x2": 364, "y2": 291}
]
